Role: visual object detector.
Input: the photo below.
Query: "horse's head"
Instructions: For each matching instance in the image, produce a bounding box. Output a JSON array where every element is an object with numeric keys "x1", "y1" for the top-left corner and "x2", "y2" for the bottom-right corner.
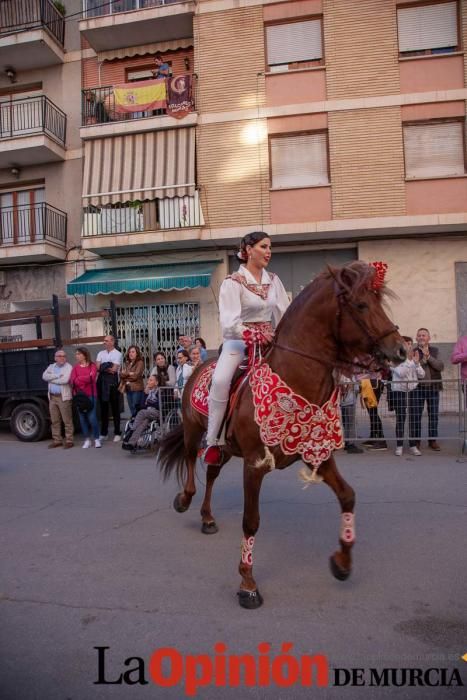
[{"x1": 328, "y1": 261, "x2": 406, "y2": 366}]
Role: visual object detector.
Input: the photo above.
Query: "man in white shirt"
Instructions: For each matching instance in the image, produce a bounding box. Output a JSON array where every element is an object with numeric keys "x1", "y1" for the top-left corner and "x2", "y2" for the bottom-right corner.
[{"x1": 96, "y1": 335, "x2": 122, "y2": 442}]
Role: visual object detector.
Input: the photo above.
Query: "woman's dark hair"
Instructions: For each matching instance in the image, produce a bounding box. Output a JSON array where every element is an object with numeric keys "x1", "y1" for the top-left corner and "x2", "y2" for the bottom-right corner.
[
  {"x1": 194, "y1": 337, "x2": 206, "y2": 349},
  {"x1": 75, "y1": 347, "x2": 91, "y2": 364},
  {"x1": 125, "y1": 345, "x2": 143, "y2": 363},
  {"x1": 153, "y1": 351, "x2": 169, "y2": 387},
  {"x1": 154, "y1": 351, "x2": 167, "y2": 364},
  {"x1": 177, "y1": 349, "x2": 190, "y2": 360},
  {"x1": 237, "y1": 231, "x2": 270, "y2": 261}
]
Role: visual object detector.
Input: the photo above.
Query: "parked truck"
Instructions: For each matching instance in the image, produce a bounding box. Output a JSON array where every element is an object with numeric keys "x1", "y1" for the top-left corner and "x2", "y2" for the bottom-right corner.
[{"x1": 0, "y1": 297, "x2": 116, "y2": 441}]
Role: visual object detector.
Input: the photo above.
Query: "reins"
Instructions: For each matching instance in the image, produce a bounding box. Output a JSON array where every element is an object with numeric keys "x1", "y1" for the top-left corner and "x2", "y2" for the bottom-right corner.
[{"x1": 270, "y1": 271, "x2": 398, "y2": 373}]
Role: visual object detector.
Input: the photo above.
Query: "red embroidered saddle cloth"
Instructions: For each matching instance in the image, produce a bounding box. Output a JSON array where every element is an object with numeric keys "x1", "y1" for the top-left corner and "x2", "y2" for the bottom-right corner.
[
  {"x1": 190, "y1": 360, "x2": 248, "y2": 417},
  {"x1": 250, "y1": 363, "x2": 343, "y2": 467},
  {"x1": 191, "y1": 360, "x2": 343, "y2": 469}
]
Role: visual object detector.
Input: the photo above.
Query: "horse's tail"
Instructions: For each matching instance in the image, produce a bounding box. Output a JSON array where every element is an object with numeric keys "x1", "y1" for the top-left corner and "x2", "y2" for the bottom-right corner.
[{"x1": 156, "y1": 423, "x2": 186, "y2": 485}]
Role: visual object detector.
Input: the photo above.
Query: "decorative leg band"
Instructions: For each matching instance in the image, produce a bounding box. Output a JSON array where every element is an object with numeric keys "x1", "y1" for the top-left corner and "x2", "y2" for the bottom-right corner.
[
  {"x1": 340, "y1": 512, "x2": 355, "y2": 544},
  {"x1": 241, "y1": 536, "x2": 255, "y2": 566}
]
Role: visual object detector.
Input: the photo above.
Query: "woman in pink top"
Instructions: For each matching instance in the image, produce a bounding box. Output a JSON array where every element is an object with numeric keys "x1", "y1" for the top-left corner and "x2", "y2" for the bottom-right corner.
[{"x1": 70, "y1": 347, "x2": 100, "y2": 448}]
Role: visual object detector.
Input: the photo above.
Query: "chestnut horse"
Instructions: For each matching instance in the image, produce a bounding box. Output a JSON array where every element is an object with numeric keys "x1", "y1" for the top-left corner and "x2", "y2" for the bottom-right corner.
[{"x1": 156, "y1": 262, "x2": 405, "y2": 608}]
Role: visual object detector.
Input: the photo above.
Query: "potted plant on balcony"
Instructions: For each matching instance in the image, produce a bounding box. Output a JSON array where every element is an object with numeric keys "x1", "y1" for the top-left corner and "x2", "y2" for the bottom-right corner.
[{"x1": 53, "y1": 1, "x2": 66, "y2": 15}]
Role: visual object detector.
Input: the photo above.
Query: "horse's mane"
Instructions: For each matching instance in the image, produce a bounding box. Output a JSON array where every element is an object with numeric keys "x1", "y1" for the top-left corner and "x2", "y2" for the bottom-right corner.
[
  {"x1": 276, "y1": 261, "x2": 394, "y2": 336},
  {"x1": 316, "y1": 260, "x2": 392, "y2": 302}
]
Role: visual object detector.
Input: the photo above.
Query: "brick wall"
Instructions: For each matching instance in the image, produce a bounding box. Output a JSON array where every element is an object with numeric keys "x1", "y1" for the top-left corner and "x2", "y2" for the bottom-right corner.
[
  {"x1": 196, "y1": 120, "x2": 270, "y2": 228},
  {"x1": 328, "y1": 107, "x2": 406, "y2": 219},
  {"x1": 323, "y1": 0, "x2": 400, "y2": 98},
  {"x1": 194, "y1": 6, "x2": 266, "y2": 113},
  {"x1": 463, "y1": 0, "x2": 467, "y2": 98}
]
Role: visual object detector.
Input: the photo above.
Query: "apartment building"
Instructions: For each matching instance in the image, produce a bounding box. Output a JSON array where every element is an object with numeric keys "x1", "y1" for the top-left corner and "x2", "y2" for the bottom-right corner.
[
  {"x1": 0, "y1": 0, "x2": 82, "y2": 341},
  {"x1": 1, "y1": 0, "x2": 467, "y2": 367}
]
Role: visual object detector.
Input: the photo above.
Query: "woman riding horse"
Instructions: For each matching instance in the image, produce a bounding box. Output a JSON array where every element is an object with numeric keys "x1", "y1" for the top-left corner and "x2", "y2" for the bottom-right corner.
[
  {"x1": 203, "y1": 231, "x2": 290, "y2": 466},
  {"x1": 157, "y1": 254, "x2": 405, "y2": 609}
]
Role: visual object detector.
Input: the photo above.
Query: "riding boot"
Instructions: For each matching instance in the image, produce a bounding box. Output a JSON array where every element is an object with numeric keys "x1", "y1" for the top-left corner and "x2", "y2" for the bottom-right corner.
[
  {"x1": 206, "y1": 397, "x2": 228, "y2": 446},
  {"x1": 202, "y1": 445, "x2": 224, "y2": 466}
]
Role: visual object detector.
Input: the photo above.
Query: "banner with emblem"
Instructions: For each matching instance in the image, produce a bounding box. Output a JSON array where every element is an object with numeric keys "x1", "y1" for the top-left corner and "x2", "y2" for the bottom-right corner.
[
  {"x1": 113, "y1": 79, "x2": 167, "y2": 113},
  {"x1": 166, "y1": 74, "x2": 194, "y2": 120}
]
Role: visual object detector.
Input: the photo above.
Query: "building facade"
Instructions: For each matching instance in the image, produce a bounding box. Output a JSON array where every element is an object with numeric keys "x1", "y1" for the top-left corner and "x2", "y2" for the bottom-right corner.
[
  {"x1": 1, "y1": 0, "x2": 466, "y2": 370},
  {"x1": 0, "y1": 0, "x2": 82, "y2": 341}
]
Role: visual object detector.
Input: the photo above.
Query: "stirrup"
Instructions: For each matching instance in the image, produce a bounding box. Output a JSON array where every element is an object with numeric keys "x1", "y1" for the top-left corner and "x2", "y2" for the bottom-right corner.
[{"x1": 201, "y1": 445, "x2": 223, "y2": 466}]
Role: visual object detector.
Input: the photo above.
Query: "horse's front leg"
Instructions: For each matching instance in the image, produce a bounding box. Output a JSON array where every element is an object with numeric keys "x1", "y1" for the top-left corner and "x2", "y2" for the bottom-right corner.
[
  {"x1": 238, "y1": 460, "x2": 268, "y2": 609},
  {"x1": 320, "y1": 455, "x2": 356, "y2": 581}
]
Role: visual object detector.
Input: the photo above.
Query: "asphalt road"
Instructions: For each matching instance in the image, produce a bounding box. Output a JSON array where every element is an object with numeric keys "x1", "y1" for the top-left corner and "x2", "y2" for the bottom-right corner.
[{"x1": 1, "y1": 427, "x2": 466, "y2": 700}]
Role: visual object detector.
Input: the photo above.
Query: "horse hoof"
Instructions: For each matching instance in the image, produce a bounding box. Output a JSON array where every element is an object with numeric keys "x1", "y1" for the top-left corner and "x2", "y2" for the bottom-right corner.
[
  {"x1": 237, "y1": 588, "x2": 263, "y2": 609},
  {"x1": 201, "y1": 521, "x2": 218, "y2": 535},
  {"x1": 329, "y1": 555, "x2": 351, "y2": 581},
  {"x1": 173, "y1": 493, "x2": 188, "y2": 513}
]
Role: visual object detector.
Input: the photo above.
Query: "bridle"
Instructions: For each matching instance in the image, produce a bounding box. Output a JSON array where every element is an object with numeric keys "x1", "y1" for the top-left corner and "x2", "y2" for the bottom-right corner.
[{"x1": 273, "y1": 276, "x2": 399, "y2": 371}]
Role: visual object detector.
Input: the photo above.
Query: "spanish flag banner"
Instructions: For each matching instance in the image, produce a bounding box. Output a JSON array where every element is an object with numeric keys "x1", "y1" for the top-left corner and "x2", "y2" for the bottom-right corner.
[{"x1": 113, "y1": 79, "x2": 167, "y2": 113}]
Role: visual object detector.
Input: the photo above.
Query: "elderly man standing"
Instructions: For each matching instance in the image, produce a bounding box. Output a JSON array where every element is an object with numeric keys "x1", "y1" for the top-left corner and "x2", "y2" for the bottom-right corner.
[
  {"x1": 412, "y1": 327, "x2": 444, "y2": 451},
  {"x1": 42, "y1": 349, "x2": 74, "y2": 449}
]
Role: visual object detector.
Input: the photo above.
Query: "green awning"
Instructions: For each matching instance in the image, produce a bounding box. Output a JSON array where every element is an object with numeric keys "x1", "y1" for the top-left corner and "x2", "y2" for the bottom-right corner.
[{"x1": 67, "y1": 261, "x2": 220, "y2": 296}]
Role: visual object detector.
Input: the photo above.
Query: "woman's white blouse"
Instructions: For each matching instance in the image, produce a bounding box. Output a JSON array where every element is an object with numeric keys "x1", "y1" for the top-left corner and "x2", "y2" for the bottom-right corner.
[{"x1": 219, "y1": 266, "x2": 290, "y2": 340}]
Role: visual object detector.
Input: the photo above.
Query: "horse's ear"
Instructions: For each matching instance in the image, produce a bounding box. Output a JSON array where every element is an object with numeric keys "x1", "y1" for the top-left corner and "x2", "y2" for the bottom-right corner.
[{"x1": 326, "y1": 264, "x2": 339, "y2": 281}]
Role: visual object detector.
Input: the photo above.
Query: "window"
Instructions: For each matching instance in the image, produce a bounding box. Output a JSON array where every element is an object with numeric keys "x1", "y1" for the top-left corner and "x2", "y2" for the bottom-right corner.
[
  {"x1": 0, "y1": 187, "x2": 45, "y2": 244},
  {"x1": 270, "y1": 133, "x2": 329, "y2": 189},
  {"x1": 266, "y1": 18, "x2": 323, "y2": 70},
  {"x1": 403, "y1": 121, "x2": 466, "y2": 178},
  {"x1": 126, "y1": 64, "x2": 172, "y2": 82},
  {"x1": 397, "y1": 1, "x2": 459, "y2": 56}
]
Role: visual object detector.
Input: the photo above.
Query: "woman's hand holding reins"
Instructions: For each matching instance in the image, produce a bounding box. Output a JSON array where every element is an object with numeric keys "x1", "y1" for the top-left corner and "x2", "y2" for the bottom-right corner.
[{"x1": 243, "y1": 327, "x2": 274, "y2": 349}]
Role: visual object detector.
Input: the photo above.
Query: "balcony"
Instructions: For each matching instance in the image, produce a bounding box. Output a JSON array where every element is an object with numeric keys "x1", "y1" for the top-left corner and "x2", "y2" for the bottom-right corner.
[
  {"x1": 0, "y1": 202, "x2": 67, "y2": 264},
  {"x1": 0, "y1": 0, "x2": 65, "y2": 70},
  {"x1": 81, "y1": 194, "x2": 203, "y2": 254},
  {"x1": 80, "y1": 1, "x2": 195, "y2": 53},
  {"x1": 0, "y1": 96, "x2": 66, "y2": 167},
  {"x1": 80, "y1": 81, "x2": 196, "y2": 137}
]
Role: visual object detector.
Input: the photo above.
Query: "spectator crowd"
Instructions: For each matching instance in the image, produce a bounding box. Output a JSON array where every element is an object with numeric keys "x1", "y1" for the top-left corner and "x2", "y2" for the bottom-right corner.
[
  {"x1": 42, "y1": 328, "x2": 465, "y2": 455},
  {"x1": 42, "y1": 335, "x2": 207, "y2": 450}
]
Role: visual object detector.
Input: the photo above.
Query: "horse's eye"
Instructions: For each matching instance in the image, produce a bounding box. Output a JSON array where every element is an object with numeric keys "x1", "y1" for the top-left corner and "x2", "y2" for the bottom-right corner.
[{"x1": 356, "y1": 303, "x2": 368, "y2": 311}]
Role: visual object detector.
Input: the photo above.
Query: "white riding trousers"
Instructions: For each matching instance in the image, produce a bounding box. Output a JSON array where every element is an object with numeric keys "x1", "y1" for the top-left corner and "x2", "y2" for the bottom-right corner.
[{"x1": 207, "y1": 339, "x2": 246, "y2": 445}]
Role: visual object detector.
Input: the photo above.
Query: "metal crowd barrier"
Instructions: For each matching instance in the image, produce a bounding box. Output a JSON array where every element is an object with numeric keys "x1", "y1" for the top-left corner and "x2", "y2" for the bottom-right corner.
[
  {"x1": 341, "y1": 379, "x2": 466, "y2": 451},
  {"x1": 157, "y1": 386, "x2": 183, "y2": 436}
]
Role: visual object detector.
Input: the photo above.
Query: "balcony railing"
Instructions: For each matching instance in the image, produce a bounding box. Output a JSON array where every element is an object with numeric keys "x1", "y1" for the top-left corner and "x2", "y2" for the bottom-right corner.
[
  {"x1": 0, "y1": 203, "x2": 67, "y2": 246},
  {"x1": 0, "y1": 96, "x2": 66, "y2": 145},
  {"x1": 81, "y1": 82, "x2": 194, "y2": 126},
  {"x1": 82, "y1": 0, "x2": 181, "y2": 19},
  {"x1": 82, "y1": 195, "x2": 202, "y2": 236},
  {"x1": 0, "y1": 0, "x2": 65, "y2": 46}
]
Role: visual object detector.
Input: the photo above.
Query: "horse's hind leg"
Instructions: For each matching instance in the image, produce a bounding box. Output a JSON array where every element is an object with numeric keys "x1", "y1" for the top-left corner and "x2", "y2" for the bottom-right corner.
[
  {"x1": 320, "y1": 455, "x2": 356, "y2": 581},
  {"x1": 200, "y1": 463, "x2": 225, "y2": 534},
  {"x1": 173, "y1": 429, "x2": 202, "y2": 514},
  {"x1": 237, "y1": 461, "x2": 268, "y2": 609}
]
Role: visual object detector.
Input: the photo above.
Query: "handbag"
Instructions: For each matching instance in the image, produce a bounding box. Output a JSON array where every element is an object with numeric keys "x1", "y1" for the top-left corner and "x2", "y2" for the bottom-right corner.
[
  {"x1": 72, "y1": 365, "x2": 94, "y2": 413},
  {"x1": 72, "y1": 391, "x2": 93, "y2": 413}
]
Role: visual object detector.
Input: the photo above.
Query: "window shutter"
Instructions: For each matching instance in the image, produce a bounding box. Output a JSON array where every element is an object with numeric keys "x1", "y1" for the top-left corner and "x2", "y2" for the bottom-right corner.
[
  {"x1": 397, "y1": 2, "x2": 458, "y2": 52},
  {"x1": 266, "y1": 19, "x2": 322, "y2": 66},
  {"x1": 270, "y1": 133, "x2": 328, "y2": 188},
  {"x1": 403, "y1": 122, "x2": 465, "y2": 178}
]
